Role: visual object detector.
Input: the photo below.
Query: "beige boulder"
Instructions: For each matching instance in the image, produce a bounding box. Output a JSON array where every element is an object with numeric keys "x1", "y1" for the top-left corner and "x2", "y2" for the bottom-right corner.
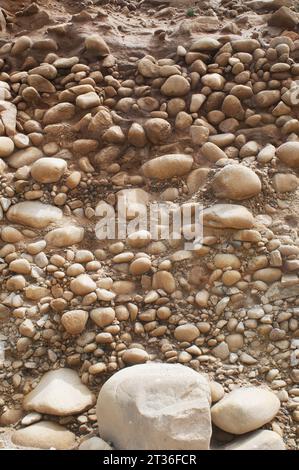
[
  {"x1": 7, "y1": 202, "x2": 62, "y2": 228},
  {"x1": 161, "y1": 75, "x2": 190, "y2": 97},
  {"x1": 276, "y1": 142, "x2": 299, "y2": 168},
  {"x1": 174, "y1": 323, "x2": 200, "y2": 342},
  {"x1": 96, "y1": 363, "x2": 211, "y2": 450},
  {"x1": 142, "y1": 154, "x2": 193, "y2": 180},
  {"x1": 0, "y1": 136, "x2": 14, "y2": 157},
  {"x1": 211, "y1": 387, "x2": 280, "y2": 434},
  {"x1": 212, "y1": 165, "x2": 261, "y2": 200},
  {"x1": 43, "y1": 103, "x2": 75, "y2": 124},
  {"x1": 272, "y1": 173, "x2": 298, "y2": 192},
  {"x1": 144, "y1": 118, "x2": 171, "y2": 144},
  {"x1": 23, "y1": 368, "x2": 95, "y2": 416},
  {"x1": 61, "y1": 310, "x2": 88, "y2": 335},
  {"x1": 70, "y1": 274, "x2": 97, "y2": 296},
  {"x1": 11, "y1": 421, "x2": 76, "y2": 450},
  {"x1": 203, "y1": 204, "x2": 254, "y2": 229},
  {"x1": 45, "y1": 226, "x2": 84, "y2": 247},
  {"x1": 7, "y1": 147, "x2": 42, "y2": 168},
  {"x1": 31, "y1": 157, "x2": 67, "y2": 183},
  {"x1": 122, "y1": 348, "x2": 149, "y2": 365},
  {"x1": 85, "y1": 34, "x2": 110, "y2": 56}
]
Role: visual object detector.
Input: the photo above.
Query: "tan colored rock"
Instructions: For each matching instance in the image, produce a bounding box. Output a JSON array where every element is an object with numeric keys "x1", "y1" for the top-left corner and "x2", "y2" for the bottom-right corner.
[
  {"x1": 97, "y1": 363, "x2": 211, "y2": 450},
  {"x1": 0, "y1": 408, "x2": 23, "y2": 425},
  {"x1": 9, "y1": 259, "x2": 31, "y2": 275},
  {"x1": 231, "y1": 39, "x2": 260, "y2": 52},
  {"x1": 61, "y1": 310, "x2": 88, "y2": 335},
  {"x1": 11, "y1": 36, "x2": 32, "y2": 56},
  {"x1": 201, "y1": 73, "x2": 225, "y2": 90},
  {"x1": 219, "y1": 430, "x2": 285, "y2": 450},
  {"x1": 222, "y1": 270, "x2": 241, "y2": 286},
  {"x1": 76, "y1": 92, "x2": 101, "y2": 109},
  {"x1": 127, "y1": 230, "x2": 152, "y2": 248},
  {"x1": 174, "y1": 323, "x2": 200, "y2": 342},
  {"x1": 187, "y1": 168, "x2": 209, "y2": 193},
  {"x1": 201, "y1": 142, "x2": 227, "y2": 162},
  {"x1": 190, "y1": 37, "x2": 220, "y2": 51},
  {"x1": 142, "y1": 154, "x2": 193, "y2": 180},
  {"x1": 214, "y1": 253, "x2": 241, "y2": 269},
  {"x1": 27, "y1": 74, "x2": 56, "y2": 93},
  {"x1": 276, "y1": 142, "x2": 299, "y2": 168},
  {"x1": 0, "y1": 136, "x2": 14, "y2": 157},
  {"x1": 31, "y1": 157, "x2": 67, "y2": 183},
  {"x1": 144, "y1": 118, "x2": 171, "y2": 144},
  {"x1": 128, "y1": 123, "x2": 146, "y2": 147},
  {"x1": 226, "y1": 334, "x2": 244, "y2": 352},
  {"x1": 45, "y1": 226, "x2": 84, "y2": 247},
  {"x1": 23, "y1": 368, "x2": 95, "y2": 416},
  {"x1": 190, "y1": 125, "x2": 209, "y2": 145},
  {"x1": 43, "y1": 103, "x2": 75, "y2": 124},
  {"x1": 195, "y1": 289, "x2": 209, "y2": 307},
  {"x1": 7, "y1": 202, "x2": 62, "y2": 228},
  {"x1": 90, "y1": 307, "x2": 115, "y2": 327},
  {"x1": 152, "y1": 271, "x2": 176, "y2": 293},
  {"x1": 85, "y1": 34, "x2": 110, "y2": 56},
  {"x1": 11, "y1": 421, "x2": 76, "y2": 450},
  {"x1": 161, "y1": 75, "x2": 190, "y2": 97},
  {"x1": 255, "y1": 90, "x2": 280, "y2": 108},
  {"x1": 130, "y1": 257, "x2": 152, "y2": 275},
  {"x1": 253, "y1": 268, "x2": 282, "y2": 283},
  {"x1": 1, "y1": 226, "x2": 23, "y2": 243},
  {"x1": 272, "y1": 173, "x2": 298, "y2": 192},
  {"x1": 211, "y1": 387, "x2": 280, "y2": 434},
  {"x1": 210, "y1": 382, "x2": 225, "y2": 403},
  {"x1": 70, "y1": 274, "x2": 96, "y2": 296},
  {"x1": 212, "y1": 165, "x2": 261, "y2": 200},
  {"x1": 203, "y1": 204, "x2": 254, "y2": 229},
  {"x1": 122, "y1": 348, "x2": 149, "y2": 364},
  {"x1": 7, "y1": 147, "x2": 42, "y2": 168}
]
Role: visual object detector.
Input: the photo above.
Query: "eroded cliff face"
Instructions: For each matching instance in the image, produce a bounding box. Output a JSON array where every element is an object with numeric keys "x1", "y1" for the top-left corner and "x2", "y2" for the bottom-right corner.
[{"x1": 0, "y1": 0, "x2": 298, "y2": 451}]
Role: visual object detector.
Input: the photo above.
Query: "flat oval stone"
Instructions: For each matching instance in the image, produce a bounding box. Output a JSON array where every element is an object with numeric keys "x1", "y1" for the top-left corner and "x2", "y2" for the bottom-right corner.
[
  {"x1": 45, "y1": 226, "x2": 84, "y2": 247},
  {"x1": 11, "y1": 421, "x2": 76, "y2": 450},
  {"x1": 7, "y1": 202, "x2": 62, "y2": 228},
  {"x1": 142, "y1": 154, "x2": 193, "y2": 180},
  {"x1": 7, "y1": 147, "x2": 43, "y2": 168},
  {"x1": 31, "y1": 157, "x2": 67, "y2": 183}
]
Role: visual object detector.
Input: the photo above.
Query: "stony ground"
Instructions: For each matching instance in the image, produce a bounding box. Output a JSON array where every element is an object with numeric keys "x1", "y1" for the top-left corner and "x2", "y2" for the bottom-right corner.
[{"x1": 0, "y1": 0, "x2": 298, "y2": 451}]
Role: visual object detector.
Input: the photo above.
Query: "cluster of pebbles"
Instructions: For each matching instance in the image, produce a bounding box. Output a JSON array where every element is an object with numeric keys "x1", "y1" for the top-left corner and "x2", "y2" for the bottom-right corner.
[{"x1": 0, "y1": 17, "x2": 298, "y2": 449}]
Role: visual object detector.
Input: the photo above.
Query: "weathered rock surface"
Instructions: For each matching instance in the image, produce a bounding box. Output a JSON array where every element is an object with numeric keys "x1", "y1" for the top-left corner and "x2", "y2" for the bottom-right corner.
[{"x1": 96, "y1": 363, "x2": 212, "y2": 450}]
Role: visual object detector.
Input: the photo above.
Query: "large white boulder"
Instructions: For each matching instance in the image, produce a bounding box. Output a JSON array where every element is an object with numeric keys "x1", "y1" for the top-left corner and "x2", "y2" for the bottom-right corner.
[{"x1": 96, "y1": 363, "x2": 212, "y2": 450}]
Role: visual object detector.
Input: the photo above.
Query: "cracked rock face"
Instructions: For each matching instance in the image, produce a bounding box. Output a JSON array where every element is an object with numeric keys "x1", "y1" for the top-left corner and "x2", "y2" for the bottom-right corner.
[{"x1": 96, "y1": 363, "x2": 212, "y2": 450}]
